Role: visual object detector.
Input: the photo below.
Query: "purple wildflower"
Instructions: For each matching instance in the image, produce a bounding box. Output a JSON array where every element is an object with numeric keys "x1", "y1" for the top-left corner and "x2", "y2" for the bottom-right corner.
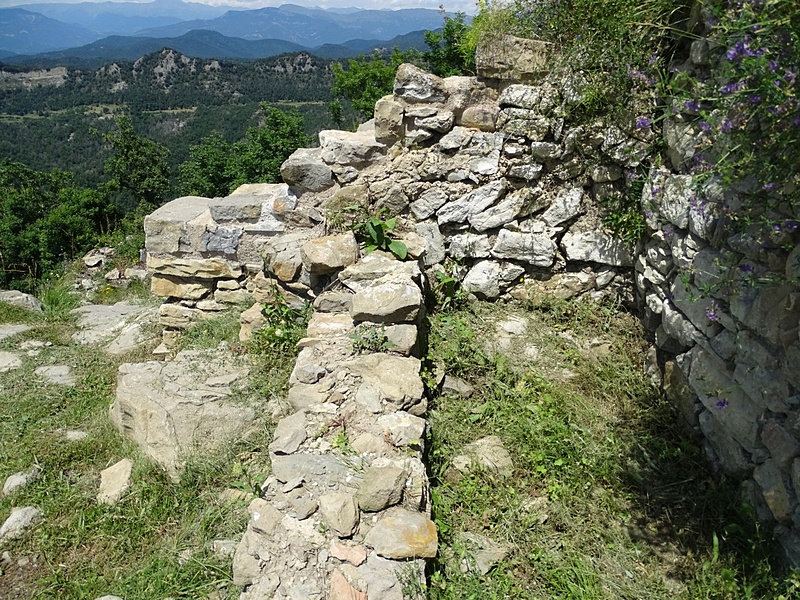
[
  {"x1": 720, "y1": 119, "x2": 734, "y2": 133},
  {"x1": 785, "y1": 71, "x2": 797, "y2": 85},
  {"x1": 636, "y1": 116, "x2": 652, "y2": 129},
  {"x1": 649, "y1": 54, "x2": 659, "y2": 66},
  {"x1": 784, "y1": 220, "x2": 799, "y2": 232},
  {"x1": 699, "y1": 121, "x2": 712, "y2": 133},
  {"x1": 769, "y1": 60, "x2": 779, "y2": 72},
  {"x1": 715, "y1": 400, "x2": 729, "y2": 409},
  {"x1": 705, "y1": 301, "x2": 719, "y2": 322},
  {"x1": 683, "y1": 99, "x2": 700, "y2": 112},
  {"x1": 748, "y1": 94, "x2": 762, "y2": 104},
  {"x1": 739, "y1": 263, "x2": 755, "y2": 274},
  {"x1": 721, "y1": 81, "x2": 745, "y2": 95},
  {"x1": 762, "y1": 182, "x2": 779, "y2": 192}
]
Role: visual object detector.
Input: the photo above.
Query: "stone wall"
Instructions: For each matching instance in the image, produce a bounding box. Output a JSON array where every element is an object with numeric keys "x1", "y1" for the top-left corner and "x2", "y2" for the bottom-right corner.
[{"x1": 139, "y1": 31, "x2": 800, "y2": 585}]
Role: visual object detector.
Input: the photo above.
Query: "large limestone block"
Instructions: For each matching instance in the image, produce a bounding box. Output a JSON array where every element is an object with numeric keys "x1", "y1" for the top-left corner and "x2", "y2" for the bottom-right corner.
[
  {"x1": 560, "y1": 230, "x2": 633, "y2": 267},
  {"x1": 150, "y1": 274, "x2": 212, "y2": 300},
  {"x1": 301, "y1": 232, "x2": 359, "y2": 274},
  {"x1": 144, "y1": 196, "x2": 214, "y2": 254},
  {"x1": 350, "y1": 279, "x2": 422, "y2": 323},
  {"x1": 280, "y1": 147, "x2": 333, "y2": 192},
  {"x1": 147, "y1": 255, "x2": 242, "y2": 279},
  {"x1": 374, "y1": 95, "x2": 405, "y2": 144},
  {"x1": 462, "y1": 260, "x2": 525, "y2": 299},
  {"x1": 393, "y1": 63, "x2": 447, "y2": 104},
  {"x1": 476, "y1": 35, "x2": 550, "y2": 81},
  {"x1": 491, "y1": 230, "x2": 556, "y2": 267},
  {"x1": 364, "y1": 509, "x2": 437, "y2": 558},
  {"x1": 346, "y1": 354, "x2": 424, "y2": 413},
  {"x1": 110, "y1": 350, "x2": 253, "y2": 481},
  {"x1": 0, "y1": 290, "x2": 43, "y2": 313},
  {"x1": 227, "y1": 183, "x2": 299, "y2": 234},
  {"x1": 437, "y1": 179, "x2": 507, "y2": 226},
  {"x1": 71, "y1": 302, "x2": 153, "y2": 345},
  {"x1": 319, "y1": 129, "x2": 386, "y2": 167}
]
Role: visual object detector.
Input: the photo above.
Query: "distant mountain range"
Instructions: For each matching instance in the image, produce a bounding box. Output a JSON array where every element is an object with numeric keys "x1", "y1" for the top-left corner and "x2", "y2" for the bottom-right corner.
[
  {"x1": 0, "y1": 2, "x2": 448, "y2": 59},
  {"x1": 3, "y1": 28, "x2": 428, "y2": 65}
]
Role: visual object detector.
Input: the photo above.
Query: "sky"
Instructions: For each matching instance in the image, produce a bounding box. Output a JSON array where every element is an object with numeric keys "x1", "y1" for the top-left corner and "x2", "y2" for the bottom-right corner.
[{"x1": 1, "y1": 0, "x2": 479, "y2": 12}]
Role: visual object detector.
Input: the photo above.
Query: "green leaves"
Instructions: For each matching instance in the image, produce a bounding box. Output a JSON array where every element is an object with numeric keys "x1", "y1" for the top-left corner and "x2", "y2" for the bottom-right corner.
[{"x1": 357, "y1": 216, "x2": 408, "y2": 260}]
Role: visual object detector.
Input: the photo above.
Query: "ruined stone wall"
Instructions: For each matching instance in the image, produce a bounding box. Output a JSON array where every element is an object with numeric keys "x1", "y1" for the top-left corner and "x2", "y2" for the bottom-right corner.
[{"x1": 140, "y1": 32, "x2": 800, "y2": 589}]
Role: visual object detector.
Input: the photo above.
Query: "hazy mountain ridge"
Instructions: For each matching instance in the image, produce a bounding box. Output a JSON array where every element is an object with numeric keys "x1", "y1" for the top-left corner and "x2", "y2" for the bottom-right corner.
[{"x1": 0, "y1": 2, "x2": 447, "y2": 56}]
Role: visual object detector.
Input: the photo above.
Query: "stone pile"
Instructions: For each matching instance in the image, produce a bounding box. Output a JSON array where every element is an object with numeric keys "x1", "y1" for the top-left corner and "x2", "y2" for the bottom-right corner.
[{"x1": 232, "y1": 251, "x2": 434, "y2": 600}]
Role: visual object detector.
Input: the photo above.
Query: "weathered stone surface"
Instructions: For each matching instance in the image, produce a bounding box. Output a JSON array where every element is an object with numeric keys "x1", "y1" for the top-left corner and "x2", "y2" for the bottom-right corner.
[
  {"x1": 560, "y1": 231, "x2": 633, "y2": 266},
  {"x1": 449, "y1": 436, "x2": 513, "y2": 480},
  {"x1": 35, "y1": 365, "x2": 75, "y2": 387},
  {"x1": 410, "y1": 187, "x2": 448, "y2": 221},
  {"x1": 0, "y1": 506, "x2": 43, "y2": 541},
  {"x1": 271, "y1": 454, "x2": 353, "y2": 487},
  {"x1": 330, "y1": 541, "x2": 367, "y2": 566},
  {"x1": 0, "y1": 351, "x2": 22, "y2": 373},
  {"x1": 462, "y1": 261, "x2": 525, "y2": 299},
  {"x1": 460, "y1": 104, "x2": 498, "y2": 131},
  {"x1": 364, "y1": 509, "x2": 437, "y2": 558},
  {"x1": 753, "y1": 459, "x2": 792, "y2": 524},
  {"x1": 319, "y1": 492, "x2": 359, "y2": 537},
  {"x1": 2, "y1": 466, "x2": 40, "y2": 497},
  {"x1": 147, "y1": 255, "x2": 241, "y2": 279},
  {"x1": 448, "y1": 233, "x2": 491, "y2": 259},
  {"x1": 301, "y1": 232, "x2": 359, "y2": 274},
  {"x1": 357, "y1": 463, "x2": 407, "y2": 512},
  {"x1": 280, "y1": 147, "x2": 333, "y2": 192},
  {"x1": 415, "y1": 221, "x2": 446, "y2": 266},
  {"x1": 150, "y1": 275, "x2": 211, "y2": 300},
  {"x1": 374, "y1": 95, "x2": 405, "y2": 144},
  {"x1": 541, "y1": 188, "x2": 583, "y2": 226},
  {"x1": 239, "y1": 302, "x2": 266, "y2": 343},
  {"x1": 97, "y1": 458, "x2": 133, "y2": 505},
  {"x1": 394, "y1": 63, "x2": 447, "y2": 103},
  {"x1": 157, "y1": 303, "x2": 200, "y2": 329},
  {"x1": 350, "y1": 279, "x2": 422, "y2": 324},
  {"x1": 414, "y1": 108, "x2": 455, "y2": 132},
  {"x1": 347, "y1": 354, "x2": 424, "y2": 412},
  {"x1": 377, "y1": 412, "x2": 426, "y2": 447},
  {"x1": 476, "y1": 35, "x2": 549, "y2": 81},
  {"x1": 663, "y1": 118, "x2": 696, "y2": 171},
  {"x1": 72, "y1": 302, "x2": 153, "y2": 345},
  {"x1": 457, "y1": 532, "x2": 510, "y2": 575},
  {"x1": 313, "y1": 291, "x2": 353, "y2": 314},
  {"x1": 320, "y1": 129, "x2": 386, "y2": 167},
  {"x1": 0, "y1": 324, "x2": 31, "y2": 342},
  {"x1": 0, "y1": 290, "x2": 43, "y2": 313},
  {"x1": 110, "y1": 350, "x2": 252, "y2": 481},
  {"x1": 330, "y1": 570, "x2": 367, "y2": 600},
  {"x1": 470, "y1": 189, "x2": 527, "y2": 232},
  {"x1": 437, "y1": 180, "x2": 506, "y2": 226},
  {"x1": 269, "y1": 411, "x2": 308, "y2": 455},
  {"x1": 761, "y1": 421, "x2": 800, "y2": 470},
  {"x1": 143, "y1": 196, "x2": 214, "y2": 254},
  {"x1": 491, "y1": 230, "x2": 556, "y2": 267}
]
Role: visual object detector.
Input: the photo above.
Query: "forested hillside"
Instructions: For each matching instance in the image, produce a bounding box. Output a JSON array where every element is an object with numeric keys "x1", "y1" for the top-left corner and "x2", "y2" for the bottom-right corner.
[{"x1": 0, "y1": 50, "x2": 344, "y2": 184}]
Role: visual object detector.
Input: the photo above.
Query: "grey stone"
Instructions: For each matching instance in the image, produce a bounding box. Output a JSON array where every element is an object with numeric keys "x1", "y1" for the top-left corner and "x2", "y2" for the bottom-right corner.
[
  {"x1": 698, "y1": 410, "x2": 752, "y2": 477},
  {"x1": 97, "y1": 458, "x2": 133, "y2": 505},
  {"x1": 200, "y1": 224, "x2": 243, "y2": 255},
  {"x1": 498, "y1": 84, "x2": 543, "y2": 110},
  {"x1": 384, "y1": 324, "x2": 417, "y2": 356},
  {"x1": 410, "y1": 187, "x2": 448, "y2": 221},
  {"x1": 374, "y1": 95, "x2": 404, "y2": 144},
  {"x1": 460, "y1": 104, "x2": 498, "y2": 131},
  {"x1": 0, "y1": 290, "x2": 43, "y2": 313},
  {"x1": 347, "y1": 354, "x2": 424, "y2": 413},
  {"x1": 269, "y1": 412, "x2": 308, "y2": 455},
  {"x1": 364, "y1": 509, "x2": 437, "y2": 558},
  {"x1": 0, "y1": 351, "x2": 22, "y2": 373},
  {"x1": 147, "y1": 255, "x2": 242, "y2": 280},
  {"x1": 469, "y1": 189, "x2": 527, "y2": 232},
  {"x1": 560, "y1": 231, "x2": 633, "y2": 266},
  {"x1": 2, "y1": 466, "x2": 41, "y2": 497},
  {"x1": 441, "y1": 375, "x2": 473, "y2": 398},
  {"x1": 281, "y1": 147, "x2": 333, "y2": 192},
  {"x1": 761, "y1": 421, "x2": 800, "y2": 470},
  {"x1": 0, "y1": 506, "x2": 43, "y2": 541},
  {"x1": 414, "y1": 109, "x2": 455, "y2": 132},
  {"x1": 319, "y1": 129, "x2": 386, "y2": 167},
  {"x1": 448, "y1": 233, "x2": 491, "y2": 259},
  {"x1": 491, "y1": 230, "x2": 556, "y2": 267},
  {"x1": 301, "y1": 232, "x2": 359, "y2": 275},
  {"x1": 357, "y1": 463, "x2": 407, "y2": 512},
  {"x1": 71, "y1": 302, "x2": 152, "y2": 346},
  {"x1": 457, "y1": 532, "x2": 509, "y2": 575},
  {"x1": 663, "y1": 118, "x2": 697, "y2": 171},
  {"x1": 541, "y1": 188, "x2": 583, "y2": 226},
  {"x1": 449, "y1": 435, "x2": 513, "y2": 480},
  {"x1": 462, "y1": 261, "x2": 525, "y2": 299},
  {"x1": 438, "y1": 126, "x2": 473, "y2": 150},
  {"x1": 272, "y1": 454, "x2": 354, "y2": 487},
  {"x1": 313, "y1": 291, "x2": 353, "y2": 313},
  {"x1": 415, "y1": 221, "x2": 446, "y2": 266},
  {"x1": 319, "y1": 492, "x2": 359, "y2": 537},
  {"x1": 589, "y1": 164, "x2": 622, "y2": 183},
  {"x1": 377, "y1": 411, "x2": 426, "y2": 447},
  {"x1": 608, "y1": 138, "x2": 649, "y2": 168},
  {"x1": 350, "y1": 279, "x2": 422, "y2": 324},
  {"x1": 753, "y1": 460, "x2": 793, "y2": 524},
  {"x1": 530, "y1": 142, "x2": 561, "y2": 161},
  {"x1": 0, "y1": 324, "x2": 31, "y2": 342},
  {"x1": 35, "y1": 365, "x2": 75, "y2": 387},
  {"x1": 110, "y1": 350, "x2": 252, "y2": 481},
  {"x1": 476, "y1": 35, "x2": 549, "y2": 81},
  {"x1": 659, "y1": 174, "x2": 696, "y2": 229},
  {"x1": 394, "y1": 63, "x2": 447, "y2": 103},
  {"x1": 437, "y1": 180, "x2": 507, "y2": 226},
  {"x1": 508, "y1": 161, "x2": 544, "y2": 181}
]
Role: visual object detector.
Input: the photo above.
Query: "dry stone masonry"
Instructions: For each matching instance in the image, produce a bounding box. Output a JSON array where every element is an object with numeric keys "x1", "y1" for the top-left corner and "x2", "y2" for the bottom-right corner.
[{"x1": 134, "y1": 30, "x2": 800, "y2": 589}]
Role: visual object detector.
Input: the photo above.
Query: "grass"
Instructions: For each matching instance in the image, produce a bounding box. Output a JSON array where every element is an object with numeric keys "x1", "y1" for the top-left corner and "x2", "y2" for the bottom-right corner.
[
  {"x1": 0, "y1": 291, "x2": 290, "y2": 599},
  {"x1": 425, "y1": 298, "x2": 800, "y2": 600}
]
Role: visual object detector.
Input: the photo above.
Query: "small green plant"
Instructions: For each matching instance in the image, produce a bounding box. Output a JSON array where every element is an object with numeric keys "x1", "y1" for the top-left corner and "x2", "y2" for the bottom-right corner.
[
  {"x1": 355, "y1": 216, "x2": 408, "y2": 260},
  {"x1": 249, "y1": 294, "x2": 310, "y2": 356},
  {"x1": 600, "y1": 191, "x2": 648, "y2": 245},
  {"x1": 349, "y1": 324, "x2": 396, "y2": 354},
  {"x1": 433, "y1": 267, "x2": 466, "y2": 312}
]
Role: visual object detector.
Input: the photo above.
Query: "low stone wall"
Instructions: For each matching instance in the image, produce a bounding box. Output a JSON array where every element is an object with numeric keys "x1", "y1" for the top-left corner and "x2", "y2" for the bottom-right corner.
[{"x1": 139, "y1": 32, "x2": 800, "y2": 574}]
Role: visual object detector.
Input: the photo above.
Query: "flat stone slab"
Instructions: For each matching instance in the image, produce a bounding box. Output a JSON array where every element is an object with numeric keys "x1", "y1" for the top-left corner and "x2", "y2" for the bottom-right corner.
[
  {"x1": 0, "y1": 506, "x2": 43, "y2": 540},
  {"x1": 35, "y1": 365, "x2": 76, "y2": 386},
  {"x1": 0, "y1": 351, "x2": 22, "y2": 373},
  {"x1": 72, "y1": 302, "x2": 152, "y2": 346},
  {"x1": 0, "y1": 324, "x2": 32, "y2": 342}
]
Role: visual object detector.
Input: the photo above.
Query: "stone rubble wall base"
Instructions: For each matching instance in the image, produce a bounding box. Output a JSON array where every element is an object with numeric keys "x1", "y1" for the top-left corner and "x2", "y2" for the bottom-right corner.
[{"x1": 137, "y1": 33, "x2": 800, "y2": 578}]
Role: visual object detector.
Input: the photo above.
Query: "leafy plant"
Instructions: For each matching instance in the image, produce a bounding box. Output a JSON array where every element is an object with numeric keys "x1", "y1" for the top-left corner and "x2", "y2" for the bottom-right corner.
[
  {"x1": 356, "y1": 216, "x2": 408, "y2": 260},
  {"x1": 249, "y1": 294, "x2": 310, "y2": 356},
  {"x1": 349, "y1": 324, "x2": 396, "y2": 354},
  {"x1": 433, "y1": 267, "x2": 466, "y2": 312}
]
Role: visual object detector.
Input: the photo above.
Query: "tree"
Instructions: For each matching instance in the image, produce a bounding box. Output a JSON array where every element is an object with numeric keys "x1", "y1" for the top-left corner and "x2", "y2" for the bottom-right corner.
[
  {"x1": 331, "y1": 49, "x2": 416, "y2": 120},
  {"x1": 423, "y1": 13, "x2": 475, "y2": 77},
  {"x1": 102, "y1": 116, "x2": 171, "y2": 209},
  {"x1": 0, "y1": 160, "x2": 118, "y2": 290},
  {"x1": 176, "y1": 104, "x2": 311, "y2": 198}
]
